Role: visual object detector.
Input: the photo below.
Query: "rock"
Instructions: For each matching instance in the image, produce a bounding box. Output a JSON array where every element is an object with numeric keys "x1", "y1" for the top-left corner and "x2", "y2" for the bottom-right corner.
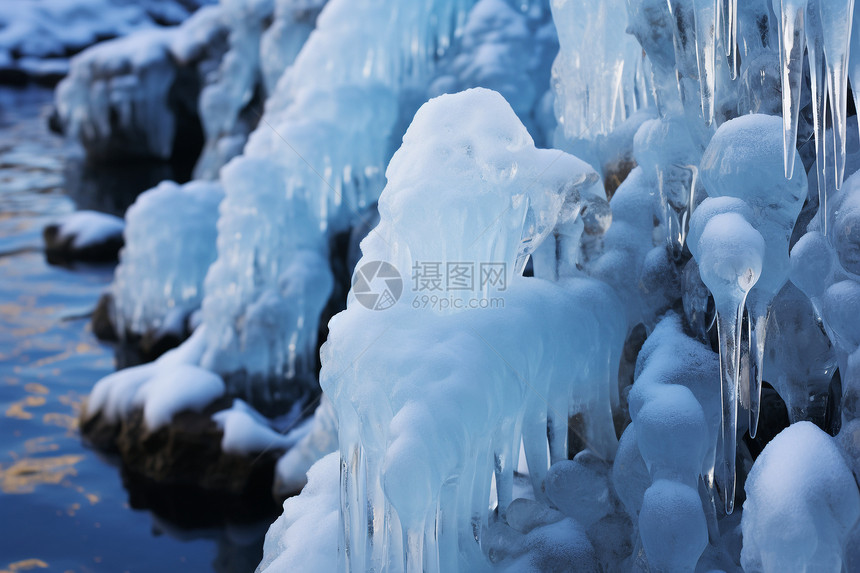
[
  {"x1": 81, "y1": 395, "x2": 285, "y2": 505},
  {"x1": 91, "y1": 293, "x2": 118, "y2": 342}
]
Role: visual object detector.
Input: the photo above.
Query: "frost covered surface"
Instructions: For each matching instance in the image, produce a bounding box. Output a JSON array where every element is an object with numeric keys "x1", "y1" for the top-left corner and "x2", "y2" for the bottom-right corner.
[{"x1": 112, "y1": 179, "x2": 222, "y2": 338}]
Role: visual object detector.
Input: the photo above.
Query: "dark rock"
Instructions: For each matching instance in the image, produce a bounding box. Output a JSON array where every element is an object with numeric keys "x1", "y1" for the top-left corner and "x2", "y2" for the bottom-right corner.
[
  {"x1": 81, "y1": 395, "x2": 285, "y2": 504},
  {"x1": 91, "y1": 293, "x2": 118, "y2": 342}
]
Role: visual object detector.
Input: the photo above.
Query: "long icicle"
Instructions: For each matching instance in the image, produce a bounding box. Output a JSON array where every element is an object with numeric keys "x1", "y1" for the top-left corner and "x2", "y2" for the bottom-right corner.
[
  {"x1": 849, "y1": 7, "x2": 860, "y2": 187},
  {"x1": 774, "y1": 0, "x2": 809, "y2": 178},
  {"x1": 747, "y1": 298, "x2": 770, "y2": 439},
  {"x1": 721, "y1": 0, "x2": 738, "y2": 79},
  {"x1": 820, "y1": 0, "x2": 855, "y2": 190},
  {"x1": 715, "y1": 297, "x2": 748, "y2": 515},
  {"x1": 806, "y1": 0, "x2": 830, "y2": 234},
  {"x1": 695, "y1": 0, "x2": 718, "y2": 124}
]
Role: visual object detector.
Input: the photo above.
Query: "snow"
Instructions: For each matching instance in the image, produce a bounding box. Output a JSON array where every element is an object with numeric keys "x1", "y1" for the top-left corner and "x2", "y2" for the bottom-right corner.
[
  {"x1": 742, "y1": 422, "x2": 860, "y2": 573},
  {"x1": 53, "y1": 209, "x2": 124, "y2": 249},
  {"x1": 136, "y1": 363, "x2": 225, "y2": 428},
  {"x1": 213, "y1": 399, "x2": 307, "y2": 454},
  {"x1": 85, "y1": 328, "x2": 225, "y2": 430},
  {"x1": 257, "y1": 453, "x2": 340, "y2": 573},
  {"x1": 0, "y1": 0, "x2": 213, "y2": 64}
]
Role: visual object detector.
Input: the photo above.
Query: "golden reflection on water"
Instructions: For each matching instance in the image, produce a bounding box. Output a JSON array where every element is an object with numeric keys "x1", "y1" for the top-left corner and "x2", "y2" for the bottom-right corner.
[
  {"x1": 0, "y1": 455, "x2": 84, "y2": 494},
  {"x1": 2, "y1": 292, "x2": 101, "y2": 503},
  {"x1": 0, "y1": 559, "x2": 49, "y2": 572}
]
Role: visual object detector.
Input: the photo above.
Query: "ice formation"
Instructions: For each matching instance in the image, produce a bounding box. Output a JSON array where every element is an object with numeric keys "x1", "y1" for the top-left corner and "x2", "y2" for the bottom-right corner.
[
  {"x1": 112, "y1": 179, "x2": 223, "y2": 339},
  {"x1": 323, "y1": 88, "x2": 612, "y2": 571},
  {"x1": 427, "y1": 0, "x2": 558, "y2": 145},
  {"x1": 792, "y1": 170, "x2": 860, "y2": 428},
  {"x1": 198, "y1": 157, "x2": 333, "y2": 406},
  {"x1": 690, "y1": 113, "x2": 806, "y2": 511}
]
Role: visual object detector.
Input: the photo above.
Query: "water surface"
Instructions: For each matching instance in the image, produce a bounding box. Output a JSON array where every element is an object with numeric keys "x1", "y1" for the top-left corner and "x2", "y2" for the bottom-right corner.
[{"x1": 0, "y1": 87, "x2": 265, "y2": 573}]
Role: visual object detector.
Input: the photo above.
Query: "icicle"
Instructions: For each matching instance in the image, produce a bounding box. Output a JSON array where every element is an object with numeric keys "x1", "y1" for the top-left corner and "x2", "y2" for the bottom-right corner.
[
  {"x1": 695, "y1": 0, "x2": 718, "y2": 124},
  {"x1": 773, "y1": 0, "x2": 809, "y2": 178},
  {"x1": 850, "y1": 7, "x2": 860, "y2": 178},
  {"x1": 747, "y1": 298, "x2": 770, "y2": 439},
  {"x1": 806, "y1": 0, "x2": 829, "y2": 234},
  {"x1": 668, "y1": 1, "x2": 702, "y2": 111},
  {"x1": 720, "y1": 0, "x2": 738, "y2": 79},
  {"x1": 714, "y1": 298, "x2": 746, "y2": 514},
  {"x1": 688, "y1": 205, "x2": 764, "y2": 514},
  {"x1": 819, "y1": 0, "x2": 855, "y2": 190}
]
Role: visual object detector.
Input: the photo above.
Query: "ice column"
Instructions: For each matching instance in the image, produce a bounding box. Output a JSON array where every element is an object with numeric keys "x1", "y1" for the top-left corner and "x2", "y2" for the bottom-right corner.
[
  {"x1": 323, "y1": 88, "x2": 602, "y2": 572},
  {"x1": 615, "y1": 315, "x2": 720, "y2": 571}
]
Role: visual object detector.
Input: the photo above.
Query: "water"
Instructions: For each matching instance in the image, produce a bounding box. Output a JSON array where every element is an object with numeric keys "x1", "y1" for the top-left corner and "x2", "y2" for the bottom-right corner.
[{"x1": 0, "y1": 87, "x2": 266, "y2": 573}]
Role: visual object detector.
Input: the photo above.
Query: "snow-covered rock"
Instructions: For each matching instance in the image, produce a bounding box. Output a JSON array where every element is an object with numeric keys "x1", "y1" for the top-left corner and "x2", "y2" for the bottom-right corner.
[
  {"x1": 43, "y1": 209, "x2": 124, "y2": 262},
  {"x1": 0, "y1": 0, "x2": 216, "y2": 83},
  {"x1": 54, "y1": 5, "x2": 228, "y2": 161}
]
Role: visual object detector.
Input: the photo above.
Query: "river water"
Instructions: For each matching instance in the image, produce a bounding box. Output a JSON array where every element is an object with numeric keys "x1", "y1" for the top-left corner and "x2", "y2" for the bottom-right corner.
[{"x1": 0, "y1": 87, "x2": 266, "y2": 573}]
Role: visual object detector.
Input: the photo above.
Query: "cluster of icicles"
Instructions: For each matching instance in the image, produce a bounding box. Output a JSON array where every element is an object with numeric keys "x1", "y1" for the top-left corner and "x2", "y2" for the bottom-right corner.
[{"x1": 619, "y1": 0, "x2": 860, "y2": 514}]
